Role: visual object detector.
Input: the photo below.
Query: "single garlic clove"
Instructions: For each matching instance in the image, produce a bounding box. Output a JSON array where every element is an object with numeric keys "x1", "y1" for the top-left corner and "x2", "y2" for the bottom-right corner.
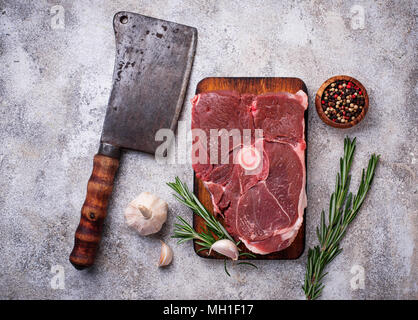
[
  {"x1": 209, "y1": 239, "x2": 239, "y2": 260},
  {"x1": 158, "y1": 241, "x2": 173, "y2": 267}
]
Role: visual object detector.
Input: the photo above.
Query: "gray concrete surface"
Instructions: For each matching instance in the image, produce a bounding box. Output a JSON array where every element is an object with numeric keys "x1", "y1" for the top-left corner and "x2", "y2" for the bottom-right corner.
[{"x1": 0, "y1": 0, "x2": 416, "y2": 300}]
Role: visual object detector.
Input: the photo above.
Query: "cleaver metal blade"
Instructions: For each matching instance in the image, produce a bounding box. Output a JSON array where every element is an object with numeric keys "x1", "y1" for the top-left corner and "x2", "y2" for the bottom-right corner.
[
  {"x1": 69, "y1": 11, "x2": 197, "y2": 270},
  {"x1": 102, "y1": 11, "x2": 197, "y2": 154}
]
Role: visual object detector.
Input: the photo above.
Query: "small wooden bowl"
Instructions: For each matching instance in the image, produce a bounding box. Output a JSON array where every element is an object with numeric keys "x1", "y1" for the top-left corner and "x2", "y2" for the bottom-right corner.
[{"x1": 315, "y1": 75, "x2": 369, "y2": 128}]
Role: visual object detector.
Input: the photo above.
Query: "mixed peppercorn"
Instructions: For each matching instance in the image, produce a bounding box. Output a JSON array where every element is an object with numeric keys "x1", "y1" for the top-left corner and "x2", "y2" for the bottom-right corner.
[{"x1": 321, "y1": 80, "x2": 365, "y2": 124}]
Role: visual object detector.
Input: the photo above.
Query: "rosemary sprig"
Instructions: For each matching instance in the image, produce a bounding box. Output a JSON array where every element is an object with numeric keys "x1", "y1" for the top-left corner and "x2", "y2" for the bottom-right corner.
[
  {"x1": 303, "y1": 137, "x2": 380, "y2": 300},
  {"x1": 167, "y1": 177, "x2": 257, "y2": 274},
  {"x1": 167, "y1": 177, "x2": 234, "y2": 244}
]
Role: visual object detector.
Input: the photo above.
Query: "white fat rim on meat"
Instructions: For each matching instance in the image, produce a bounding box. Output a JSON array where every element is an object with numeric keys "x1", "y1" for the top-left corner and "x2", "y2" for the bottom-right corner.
[{"x1": 203, "y1": 181, "x2": 225, "y2": 214}]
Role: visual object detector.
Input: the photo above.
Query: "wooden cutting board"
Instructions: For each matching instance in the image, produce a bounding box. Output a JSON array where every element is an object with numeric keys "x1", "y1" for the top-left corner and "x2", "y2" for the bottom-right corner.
[{"x1": 193, "y1": 77, "x2": 308, "y2": 260}]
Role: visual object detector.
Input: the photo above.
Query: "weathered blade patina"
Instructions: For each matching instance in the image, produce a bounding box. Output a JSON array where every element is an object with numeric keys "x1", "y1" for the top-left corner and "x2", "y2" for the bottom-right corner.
[{"x1": 101, "y1": 11, "x2": 197, "y2": 154}]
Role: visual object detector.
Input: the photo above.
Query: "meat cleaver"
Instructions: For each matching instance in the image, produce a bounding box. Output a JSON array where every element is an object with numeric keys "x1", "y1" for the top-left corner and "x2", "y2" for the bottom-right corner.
[{"x1": 69, "y1": 11, "x2": 197, "y2": 270}]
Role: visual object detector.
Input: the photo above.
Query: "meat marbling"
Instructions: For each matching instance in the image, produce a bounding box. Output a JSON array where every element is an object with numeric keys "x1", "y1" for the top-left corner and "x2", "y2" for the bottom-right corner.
[{"x1": 191, "y1": 90, "x2": 307, "y2": 255}]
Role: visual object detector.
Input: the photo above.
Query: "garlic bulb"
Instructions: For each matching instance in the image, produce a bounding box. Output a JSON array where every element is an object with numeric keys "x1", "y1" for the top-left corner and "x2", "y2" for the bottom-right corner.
[
  {"x1": 124, "y1": 192, "x2": 168, "y2": 236},
  {"x1": 209, "y1": 239, "x2": 239, "y2": 260},
  {"x1": 158, "y1": 241, "x2": 173, "y2": 267}
]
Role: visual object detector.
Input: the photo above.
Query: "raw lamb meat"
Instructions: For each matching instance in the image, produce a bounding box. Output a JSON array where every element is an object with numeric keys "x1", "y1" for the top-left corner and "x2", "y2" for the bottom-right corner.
[{"x1": 191, "y1": 90, "x2": 307, "y2": 255}]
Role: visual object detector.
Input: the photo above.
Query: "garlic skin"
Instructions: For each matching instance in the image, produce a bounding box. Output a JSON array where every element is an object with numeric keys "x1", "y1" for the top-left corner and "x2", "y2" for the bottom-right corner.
[
  {"x1": 124, "y1": 192, "x2": 168, "y2": 236},
  {"x1": 158, "y1": 241, "x2": 173, "y2": 267},
  {"x1": 209, "y1": 239, "x2": 239, "y2": 260}
]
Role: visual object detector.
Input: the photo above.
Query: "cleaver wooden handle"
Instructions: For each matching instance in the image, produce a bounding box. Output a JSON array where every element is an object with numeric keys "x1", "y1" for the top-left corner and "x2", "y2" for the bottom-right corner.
[{"x1": 69, "y1": 153, "x2": 120, "y2": 270}]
